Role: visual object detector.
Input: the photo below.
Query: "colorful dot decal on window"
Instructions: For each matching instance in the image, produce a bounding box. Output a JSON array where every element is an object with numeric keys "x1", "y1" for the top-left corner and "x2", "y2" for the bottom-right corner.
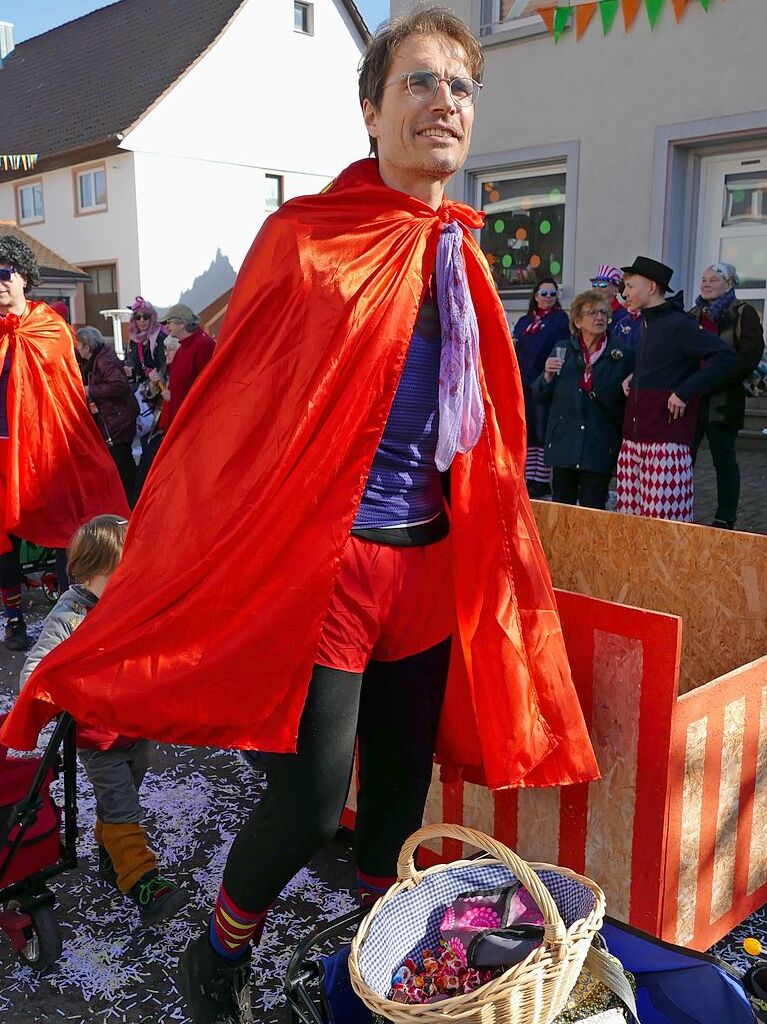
[
  {"x1": 494, "y1": 219, "x2": 506, "y2": 234},
  {"x1": 484, "y1": 183, "x2": 494, "y2": 193},
  {"x1": 732, "y1": 189, "x2": 746, "y2": 203},
  {"x1": 490, "y1": 190, "x2": 500, "y2": 203},
  {"x1": 501, "y1": 254, "x2": 513, "y2": 269},
  {"x1": 550, "y1": 187, "x2": 562, "y2": 200},
  {"x1": 529, "y1": 255, "x2": 541, "y2": 269},
  {"x1": 515, "y1": 228, "x2": 528, "y2": 241},
  {"x1": 521, "y1": 196, "x2": 532, "y2": 211},
  {"x1": 550, "y1": 259, "x2": 561, "y2": 275},
  {"x1": 540, "y1": 220, "x2": 552, "y2": 236}
]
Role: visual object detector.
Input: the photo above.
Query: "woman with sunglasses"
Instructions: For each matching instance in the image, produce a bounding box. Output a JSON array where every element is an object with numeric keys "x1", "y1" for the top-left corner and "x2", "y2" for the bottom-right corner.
[
  {"x1": 512, "y1": 277, "x2": 570, "y2": 498},
  {"x1": 125, "y1": 297, "x2": 167, "y2": 387}
]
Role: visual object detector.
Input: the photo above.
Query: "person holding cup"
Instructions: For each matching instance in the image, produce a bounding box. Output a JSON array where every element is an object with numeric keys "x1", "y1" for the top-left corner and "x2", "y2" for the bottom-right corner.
[
  {"x1": 512, "y1": 277, "x2": 570, "y2": 498},
  {"x1": 531, "y1": 289, "x2": 634, "y2": 509}
]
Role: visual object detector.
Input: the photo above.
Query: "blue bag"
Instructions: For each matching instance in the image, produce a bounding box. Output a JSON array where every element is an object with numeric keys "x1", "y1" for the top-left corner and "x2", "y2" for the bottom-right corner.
[{"x1": 284, "y1": 911, "x2": 755, "y2": 1024}]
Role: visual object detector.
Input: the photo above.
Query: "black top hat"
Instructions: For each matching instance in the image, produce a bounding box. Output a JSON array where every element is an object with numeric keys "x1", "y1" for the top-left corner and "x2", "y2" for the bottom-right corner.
[{"x1": 620, "y1": 256, "x2": 674, "y2": 293}]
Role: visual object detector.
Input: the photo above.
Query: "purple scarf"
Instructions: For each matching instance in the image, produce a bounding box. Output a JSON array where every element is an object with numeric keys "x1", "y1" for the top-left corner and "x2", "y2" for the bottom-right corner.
[{"x1": 434, "y1": 222, "x2": 485, "y2": 472}]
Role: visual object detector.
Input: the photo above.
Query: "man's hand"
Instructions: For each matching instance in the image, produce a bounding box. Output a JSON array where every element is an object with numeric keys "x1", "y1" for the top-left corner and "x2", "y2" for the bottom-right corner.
[
  {"x1": 88, "y1": 401, "x2": 98, "y2": 415},
  {"x1": 667, "y1": 392, "x2": 687, "y2": 420},
  {"x1": 622, "y1": 373, "x2": 633, "y2": 397}
]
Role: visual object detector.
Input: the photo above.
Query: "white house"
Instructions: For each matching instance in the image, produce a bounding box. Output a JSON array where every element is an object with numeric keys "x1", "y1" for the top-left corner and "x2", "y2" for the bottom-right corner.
[{"x1": 0, "y1": 0, "x2": 370, "y2": 327}]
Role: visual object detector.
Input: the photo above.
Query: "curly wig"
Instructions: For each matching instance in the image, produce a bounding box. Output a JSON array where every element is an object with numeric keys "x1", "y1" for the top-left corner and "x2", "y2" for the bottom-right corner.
[{"x1": 0, "y1": 235, "x2": 41, "y2": 288}]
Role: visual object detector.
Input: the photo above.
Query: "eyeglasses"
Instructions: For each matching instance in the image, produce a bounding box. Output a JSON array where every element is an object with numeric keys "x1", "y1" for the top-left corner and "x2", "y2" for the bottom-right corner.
[
  {"x1": 133, "y1": 312, "x2": 151, "y2": 321},
  {"x1": 590, "y1": 281, "x2": 615, "y2": 289},
  {"x1": 387, "y1": 71, "x2": 482, "y2": 107},
  {"x1": 582, "y1": 310, "x2": 610, "y2": 319},
  {"x1": 538, "y1": 289, "x2": 558, "y2": 297},
  {"x1": 161, "y1": 318, "x2": 184, "y2": 325},
  {"x1": 0, "y1": 268, "x2": 16, "y2": 282}
]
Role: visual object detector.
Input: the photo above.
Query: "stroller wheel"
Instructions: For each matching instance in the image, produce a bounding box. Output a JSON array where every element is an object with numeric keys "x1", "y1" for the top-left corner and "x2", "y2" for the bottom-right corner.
[
  {"x1": 7, "y1": 899, "x2": 62, "y2": 970},
  {"x1": 42, "y1": 572, "x2": 60, "y2": 604}
]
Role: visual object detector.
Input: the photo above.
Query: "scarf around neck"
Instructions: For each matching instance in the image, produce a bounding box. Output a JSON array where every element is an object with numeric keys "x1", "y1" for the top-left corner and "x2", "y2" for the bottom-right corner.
[{"x1": 696, "y1": 287, "x2": 737, "y2": 329}]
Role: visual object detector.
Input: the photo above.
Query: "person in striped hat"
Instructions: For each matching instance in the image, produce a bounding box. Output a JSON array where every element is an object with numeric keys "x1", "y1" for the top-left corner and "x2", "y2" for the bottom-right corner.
[{"x1": 590, "y1": 264, "x2": 642, "y2": 349}]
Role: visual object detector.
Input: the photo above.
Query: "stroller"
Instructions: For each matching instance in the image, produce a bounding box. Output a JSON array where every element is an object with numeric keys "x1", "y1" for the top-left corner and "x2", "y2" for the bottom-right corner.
[
  {"x1": 0, "y1": 712, "x2": 78, "y2": 970},
  {"x1": 19, "y1": 540, "x2": 60, "y2": 605}
]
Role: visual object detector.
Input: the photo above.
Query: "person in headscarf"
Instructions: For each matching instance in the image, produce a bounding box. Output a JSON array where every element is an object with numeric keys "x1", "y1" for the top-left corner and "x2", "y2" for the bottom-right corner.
[
  {"x1": 688, "y1": 262, "x2": 764, "y2": 528},
  {"x1": 125, "y1": 296, "x2": 166, "y2": 386}
]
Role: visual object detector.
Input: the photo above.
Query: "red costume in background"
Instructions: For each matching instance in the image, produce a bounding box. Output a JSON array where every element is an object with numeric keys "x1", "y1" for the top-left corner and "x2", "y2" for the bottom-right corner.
[
  {"x1": 0, "y1": 302, "x2": 129, "y2": 553},
  {"x1": 1, "y1": 162, "x2": 598, "y2": 791}
]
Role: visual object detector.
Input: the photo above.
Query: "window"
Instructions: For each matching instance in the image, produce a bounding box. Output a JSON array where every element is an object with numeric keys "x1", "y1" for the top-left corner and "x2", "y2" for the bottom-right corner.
[
  {"x1": 479, "y1": 0, "x2": 541, "y2": 37},
  {"x1": 75, "y1": 163, "x2": 107, "y2": 214},
  {"x1": 81, "y1": 262, "x2": 118, "y2": 328},
  {"x1": 478, "y1": 164, "x2": 567, "y2": 295},
  {"x1": 16, "y1": 180, "x2": 44, "y2": 224},
  {"x1": 294, "y1": 1, "x2": 314, "y2": 34},
  {"x1": 265, "y1": 174, "x2": 284, "y2": 213}
]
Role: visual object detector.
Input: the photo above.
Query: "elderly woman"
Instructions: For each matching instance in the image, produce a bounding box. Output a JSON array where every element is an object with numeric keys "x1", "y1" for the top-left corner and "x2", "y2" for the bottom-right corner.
[
  {"x1": 125, "y1": 296, "x2": 167, "y2": 386},
  {"x1": 531, "y1": 289, "x2": 634, "y2": 510},
  {"x1": 76, "y1": 327, "x2": 139, "y2": 502},
  {"x1": 512, "y1": 277, "x2": 570, "y2": 498},
  {"x1": 688, "y1": 263, "x2": 764, "y2": 529}
]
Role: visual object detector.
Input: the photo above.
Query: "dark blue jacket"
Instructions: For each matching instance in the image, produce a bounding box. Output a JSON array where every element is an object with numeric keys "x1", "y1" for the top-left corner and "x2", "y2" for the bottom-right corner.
[
  {"x1": 624, "y1": 292, "x2": 738, "y2": 445},
  {"x1": 513, "y1": 309, "x2": 571, "y2": 387},
  {"x1": 532, "y1": 332, "x2": 634, "y2": 475},
  {"x1": 610, "y1": 305, "x2": 642, "y2": 349}
]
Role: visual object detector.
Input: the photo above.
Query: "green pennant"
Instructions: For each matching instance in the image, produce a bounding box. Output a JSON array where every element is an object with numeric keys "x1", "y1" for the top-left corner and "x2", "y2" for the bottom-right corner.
[
  {"x1": 645, "y1": 0, "x2": 665, "y2": 28},
  {"x1": 699, "y1": 0, "x2": 711, "y2": 9},
  {"x1": 553, "y1": 4, "x2": 573, "y2": 41},
  {"x1": 599, "y1": 0, "x2": 620, "y2": 34}
]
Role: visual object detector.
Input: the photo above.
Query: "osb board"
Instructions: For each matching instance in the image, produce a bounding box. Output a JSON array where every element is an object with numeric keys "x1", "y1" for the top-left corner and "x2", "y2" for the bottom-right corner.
[{"x1": 532, "y1": 502, "x2": 767, "y2": 695}]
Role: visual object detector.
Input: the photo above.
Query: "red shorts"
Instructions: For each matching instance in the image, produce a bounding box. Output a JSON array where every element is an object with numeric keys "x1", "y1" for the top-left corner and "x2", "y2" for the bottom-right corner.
[{"x1": 315, "y1": 534, "x2": 454, "y2": 674}]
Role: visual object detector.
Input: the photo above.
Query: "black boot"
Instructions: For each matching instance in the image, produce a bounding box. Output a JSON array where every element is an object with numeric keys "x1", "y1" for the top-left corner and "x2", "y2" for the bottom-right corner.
[
  {"x1": 178, "y1": 931, "x2": 253, "y2": 1024},
  {"x1": 96, "y1": 844, "x2": 118, "y2": 887},
  {"x1": 127, "y1": 870, "x2": 188, "y2": 922},
  {"x1": 4, "y1": 617, "x2": 31, "y2": 652}
]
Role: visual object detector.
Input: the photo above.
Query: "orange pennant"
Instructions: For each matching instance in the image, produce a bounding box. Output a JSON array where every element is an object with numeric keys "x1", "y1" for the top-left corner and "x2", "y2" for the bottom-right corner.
[
  {"x1": 622, "y1": 0, "x2": 642, "y2": 29},
  {"x1": 575, "y1": 1, "x2": 598, "y2": 38},
  {"x1": 670, "y1": 0, "x2": 688, "y2": 19},
  {"x1": 536, "y1": 4, "x2": 557, "y2": 34}
]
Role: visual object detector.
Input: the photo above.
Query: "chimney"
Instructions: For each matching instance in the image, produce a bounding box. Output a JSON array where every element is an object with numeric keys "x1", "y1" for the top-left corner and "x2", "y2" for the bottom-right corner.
[{"x1": 0, "y1": 22, "x2": 14, "y2": 66}]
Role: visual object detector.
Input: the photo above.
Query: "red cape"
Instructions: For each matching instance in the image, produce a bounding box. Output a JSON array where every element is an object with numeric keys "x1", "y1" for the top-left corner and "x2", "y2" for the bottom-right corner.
[
  {"x1": 0, "y1": 302, "x2": 129, "y2": 552},
  {"x1": 0, "y1": 163, "x2": 598, "y2": 791}
]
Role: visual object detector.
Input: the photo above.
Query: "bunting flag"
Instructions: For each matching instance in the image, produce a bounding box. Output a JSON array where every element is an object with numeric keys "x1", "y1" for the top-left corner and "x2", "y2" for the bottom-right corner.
[
  {"x1": 599, "y1": 0, "x2": 620, "y2": 33},
  {"x1": 536, "y1": 0, "x2": 717, "y2": 41},
  {"x1": 646, "y1": 0, "x2": 665, "y2": 27},
  {"x1": 575, "y1": 1, "x2": 598, "y2": 38},
  {"x1": 553, "y1": 3, "x2": 573, "y2": 40},
  {"x1": 0, "y1": 154, "x2": 39, "y2": 172},
  {"x1": 622, "y1": 0, "x2": 642, "y2": 30}
]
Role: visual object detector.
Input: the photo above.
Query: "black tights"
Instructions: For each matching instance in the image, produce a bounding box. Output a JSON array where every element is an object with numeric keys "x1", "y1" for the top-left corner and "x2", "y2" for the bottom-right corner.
[{"x1": 224, "y1": 638, "x2": 451, "y2": 913}]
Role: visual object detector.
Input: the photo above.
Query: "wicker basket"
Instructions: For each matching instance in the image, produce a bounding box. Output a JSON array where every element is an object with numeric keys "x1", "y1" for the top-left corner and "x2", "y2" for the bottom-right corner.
[{"x1": 348, "y1": 823, "x2": 606, "y2": 1024}]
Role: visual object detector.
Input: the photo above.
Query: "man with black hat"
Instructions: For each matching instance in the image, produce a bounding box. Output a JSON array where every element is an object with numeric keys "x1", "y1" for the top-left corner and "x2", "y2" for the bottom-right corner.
[{"x1": 617, "y1": 256, "x2": 737, "y2": 522}]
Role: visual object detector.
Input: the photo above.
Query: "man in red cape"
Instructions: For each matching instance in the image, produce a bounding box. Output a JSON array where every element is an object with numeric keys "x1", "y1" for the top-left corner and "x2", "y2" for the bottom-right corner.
[
  {"x1": 0, "y1": 235, "x2": 129, "y2": 650},
  {"x1": 1, "y1": 11, "x2": 598, "y2": 1022}
]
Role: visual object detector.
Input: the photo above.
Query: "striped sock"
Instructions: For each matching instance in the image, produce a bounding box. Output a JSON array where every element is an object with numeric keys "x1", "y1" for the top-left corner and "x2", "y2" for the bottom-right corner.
[
  {"x1": 357, "y1": 869, "x2": 397, "y2": 908},
  {"x1": 209, "y1": 885, "x2": 269, "y2": 960},
  {"x1": 0, "y1": 584, "x2": 22, "y2": 620}
]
